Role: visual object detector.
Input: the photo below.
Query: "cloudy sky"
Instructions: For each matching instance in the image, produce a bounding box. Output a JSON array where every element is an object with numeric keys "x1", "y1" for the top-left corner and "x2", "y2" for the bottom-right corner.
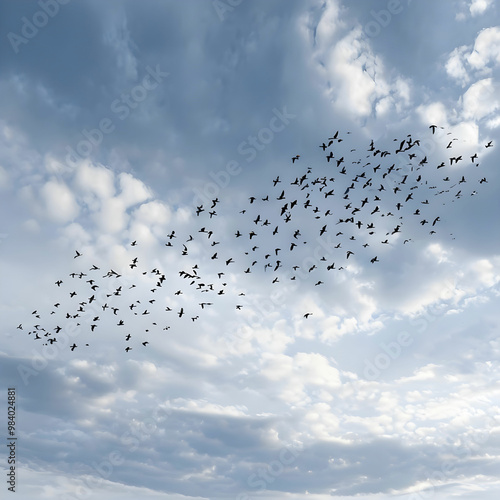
[{"x1": 1, "y1": 0, "x2": 500, "y2": 498}]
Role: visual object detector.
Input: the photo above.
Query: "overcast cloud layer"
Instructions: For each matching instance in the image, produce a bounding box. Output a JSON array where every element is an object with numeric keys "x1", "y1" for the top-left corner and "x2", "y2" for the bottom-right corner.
[{"x1": 1, "y1": 1, "x2": 500, "y2": 499}]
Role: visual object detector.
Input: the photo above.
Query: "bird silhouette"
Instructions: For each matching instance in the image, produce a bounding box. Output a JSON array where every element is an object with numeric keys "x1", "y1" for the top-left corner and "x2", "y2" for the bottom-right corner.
[{"x1": 16, "y1": 123, "x2": 492, "y2": 353}]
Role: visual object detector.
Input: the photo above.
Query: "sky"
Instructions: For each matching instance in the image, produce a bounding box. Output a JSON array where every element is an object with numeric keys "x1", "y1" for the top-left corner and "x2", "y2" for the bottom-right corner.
[{"x1": 1, "y1": 0, "x2": 500, "y2": 499}]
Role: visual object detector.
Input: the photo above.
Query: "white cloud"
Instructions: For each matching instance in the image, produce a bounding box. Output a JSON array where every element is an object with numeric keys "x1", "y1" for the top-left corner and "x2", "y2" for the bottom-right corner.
[
  {"x1": 40, "y1": 179, "x2": 80, "y2": 223},
  {"x1": 96, "y1": 197, "x2": 128, "y2": 234},
  {"x1": 446, "y1": 27, "x2": 500, "y2": 85},
  {"x1": 417, "y1": 102, "x2": 449, "y2": 127},
  {"x1": 417, "y1": 102, "x2": 480, "y2": 145},
  {"x1": 445, "y1": 46, "x2": 470, "y2": 86},
  {"x1": 303, "y1": 402, "x2": 340, "y2": 439},
  {"x1": 128, "y1": 200, "x2": 172, "y2": 246},
  {"x1": 132, "y1": 200, "x2": 171, "y2": 226},
  {"x1": 260, "y1": 351, "x2": 341, "y2": 404},
  {"x1": 469, "y1": 0, "x2": 494, "y2": 16},
  {"x1": 164, "y1": 398, "x2": 247, "y2": 417},
  {"x1": 396, "y1": 363, "x2": 440, "y2": 383},
  {"x1": 467, "y1": 26, "x2": 500, "y2": 70},
  {"x1": 485, "y1": 115, "x2": 500, "y2": 129},
  {"x1": 325, "y1": 28, "x2": 390, "y2": 118},
  {"x1": 118, "y1": 172, "x2": 152, "y2": 208},
  {"x1": 294, "y1": 352, "x2": 341, "y2": 387},
  {"x1": 74, "y1": 161, "x2": 116, "y2": 200},
  {"x1": 313, "y1": 0, "x2": 343, "y2": 48},
  {"x1": 461, "y1": 78, "x2": 500, "y2": 121},
  {"x1": 59, "y1": 222, "x2": 92, "y2": 248},
  {"x1": 462, "y1": 257, "x2": 500, "y2": 290},
  {"x1": 305, "y1": 7, "x2": 411, "y2": 121},
  {"x1": 319, "y1": 315, "x2": 360, "y2": 342}
]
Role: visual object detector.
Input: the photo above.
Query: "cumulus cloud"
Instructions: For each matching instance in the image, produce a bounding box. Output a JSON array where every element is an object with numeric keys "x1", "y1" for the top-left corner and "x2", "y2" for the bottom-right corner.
[
  {"x1": 95, "y1": 197, "x2": 128, "y2": 234},
  {"x1": 117, "y1": 172, "x2": 152, "y2": 208},
  {"x1": 304, "y1": 4, "x2": 412, "y2": 122},
  {"x1": 40, "y1": 179, "x2": 80, "y2": 223},
  {"x1": 446, "y1": 27, "x2": 500, "y2": 85},
  {"x1": 469, "y1": 0, "x2": 494, "y2": 17},
  {"x1": 74, "y1": 161, "x2": 116, "y2": 200},
  {"x1": 259, "y1": 351, "x2": 341, "y2": 405},
  {"x1": 417, "y1": 101, "x2": 450, "y2": 128},
  {"x1": 446, "y1": 46, "x2": 471, "y2": 86},
  {"x1": 468, "y1": 26, "x2": 500, "y2": 70},
  {"x1": 132, "y1": 200, "x2": 171, "y2": 227},
  {"x1": 461, "y1": 78, "x2": 500, "y2": 121}
]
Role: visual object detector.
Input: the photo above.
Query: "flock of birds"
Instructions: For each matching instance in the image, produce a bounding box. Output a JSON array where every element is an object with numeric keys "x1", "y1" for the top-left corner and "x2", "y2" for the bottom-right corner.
[{"x1": 15, "y1": 125, "x2": 493, "y2": 352}]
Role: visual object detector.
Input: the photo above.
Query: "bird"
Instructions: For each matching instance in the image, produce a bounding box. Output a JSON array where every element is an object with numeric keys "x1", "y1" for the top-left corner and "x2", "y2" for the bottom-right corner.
[{"x1": 17, "y1": 124, "x2": 492, "y2": 355}]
